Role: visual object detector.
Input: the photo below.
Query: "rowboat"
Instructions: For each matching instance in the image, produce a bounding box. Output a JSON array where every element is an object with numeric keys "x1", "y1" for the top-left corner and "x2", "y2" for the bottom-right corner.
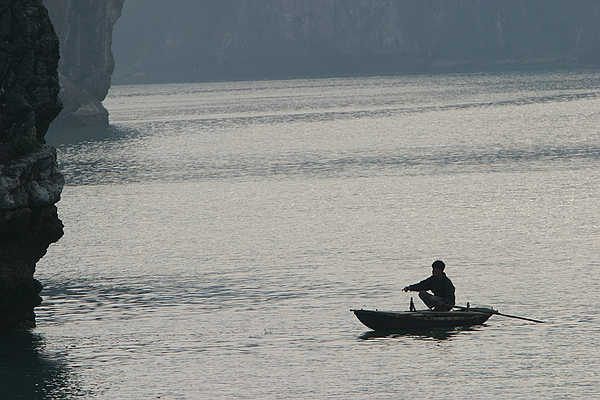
[
  {"x1": 352, "y1": 296, "x2": 545, "y2": 332},
  {"x1": 352, "y1": 305, "x2": 495, "y2": 331}
]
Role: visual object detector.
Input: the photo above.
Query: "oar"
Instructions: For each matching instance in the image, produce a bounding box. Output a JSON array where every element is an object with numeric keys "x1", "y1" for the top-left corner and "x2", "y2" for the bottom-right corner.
[{"x1": 453, "y1": 305, "x2": 545, "y2": 323}]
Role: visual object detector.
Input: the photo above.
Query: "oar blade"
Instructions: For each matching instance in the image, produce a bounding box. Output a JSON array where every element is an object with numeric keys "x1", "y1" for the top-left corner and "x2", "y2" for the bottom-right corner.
[{"x1": 496, "y1": 312, "x2": 545, "y2": 324}]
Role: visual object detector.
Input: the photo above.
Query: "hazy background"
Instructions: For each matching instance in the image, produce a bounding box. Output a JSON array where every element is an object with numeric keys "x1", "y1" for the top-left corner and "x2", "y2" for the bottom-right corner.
[{"x1": 111, "y1": 0, "x2": 600, "y2": 84}]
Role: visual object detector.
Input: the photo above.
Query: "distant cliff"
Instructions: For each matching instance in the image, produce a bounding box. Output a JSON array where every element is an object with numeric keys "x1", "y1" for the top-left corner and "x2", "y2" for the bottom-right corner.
[
  {"x1": 44, "y1": 0, "x2": 125, "y2": 128},
  {"x1": 112, "y1": 0, "x2": 600, "y2": 83},
  {"x1": 0, "y1": 0, "x2": 64, "y2": 331}
]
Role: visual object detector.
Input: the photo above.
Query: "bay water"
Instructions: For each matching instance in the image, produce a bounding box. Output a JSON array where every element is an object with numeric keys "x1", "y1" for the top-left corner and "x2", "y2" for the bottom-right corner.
[{"x1": 3, "y1": 71, "x2": 600, "y2": 398}]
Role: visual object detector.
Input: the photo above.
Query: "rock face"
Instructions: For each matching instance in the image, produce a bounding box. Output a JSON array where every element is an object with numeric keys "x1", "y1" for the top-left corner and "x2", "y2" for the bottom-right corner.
[
  {"x1": 43, "y1": 0, "x2": 125, "y2": 128},
  {"x1": 0, "y1": 0, "x2": 64, "y2": 331},
  {"x1": 112, "y1": 0, "x2": 600, "y2": 83}
]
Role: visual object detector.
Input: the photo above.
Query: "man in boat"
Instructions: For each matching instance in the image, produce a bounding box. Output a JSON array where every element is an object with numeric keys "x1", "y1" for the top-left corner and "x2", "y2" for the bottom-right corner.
[{"x1": 402, "y1": 260, "x2": 455, "y2": 311}]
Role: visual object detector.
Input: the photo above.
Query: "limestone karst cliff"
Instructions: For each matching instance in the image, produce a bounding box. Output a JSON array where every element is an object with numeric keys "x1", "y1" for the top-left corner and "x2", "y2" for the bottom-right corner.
[
  {"x1": 0, "y1": 0, "x2": 64, "y2": 331},
  {"x1": 43, "y1": 0, "x2": 125, "y2": 128},
  {"x1": 112, "y1": 0, "x2": 600, "y2": 83}
]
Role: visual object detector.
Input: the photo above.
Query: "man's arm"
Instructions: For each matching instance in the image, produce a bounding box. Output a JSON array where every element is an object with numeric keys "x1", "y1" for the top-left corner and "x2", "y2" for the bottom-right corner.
[{"x1": 402, "y1": 277, "x2": 432, "y2": 292}]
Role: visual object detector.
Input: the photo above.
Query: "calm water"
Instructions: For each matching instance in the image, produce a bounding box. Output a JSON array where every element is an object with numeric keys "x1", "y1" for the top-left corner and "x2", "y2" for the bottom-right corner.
[{"x1": 5, "y1": 71, "x2": 600, "y2": 398}]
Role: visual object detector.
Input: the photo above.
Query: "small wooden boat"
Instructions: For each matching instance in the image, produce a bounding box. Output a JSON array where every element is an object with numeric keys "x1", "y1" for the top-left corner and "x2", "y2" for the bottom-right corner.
[{"x1": 352, "y1": 301, "x2": 495, "y2": 331}]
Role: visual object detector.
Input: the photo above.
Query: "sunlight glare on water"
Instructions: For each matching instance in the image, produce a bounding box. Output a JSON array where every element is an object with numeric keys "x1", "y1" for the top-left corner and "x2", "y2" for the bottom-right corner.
[{"x1": 12, "y1": 71, "x2": 600, "y2": 398}]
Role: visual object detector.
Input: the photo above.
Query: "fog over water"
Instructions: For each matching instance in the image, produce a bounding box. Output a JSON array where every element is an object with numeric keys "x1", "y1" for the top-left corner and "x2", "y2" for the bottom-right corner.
[{"x1": 8, "y1": 71, "x2": 598, "y2": 398}]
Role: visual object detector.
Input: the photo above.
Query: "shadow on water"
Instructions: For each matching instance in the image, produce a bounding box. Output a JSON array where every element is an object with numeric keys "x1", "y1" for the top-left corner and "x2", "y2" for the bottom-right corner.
[
  {"x1": 359, "y1": 326, "x2": 485, "y2": 341},
  {"x1": 0, "y1": 332, "x2": 83, "y2": 399},
  {"x1": 45, "y1": 125, "x2": 136, "y2": 146}
]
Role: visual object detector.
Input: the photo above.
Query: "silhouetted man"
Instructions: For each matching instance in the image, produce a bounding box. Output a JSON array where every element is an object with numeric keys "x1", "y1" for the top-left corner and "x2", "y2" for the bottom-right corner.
[{"x1": 402, "y1": 260, "x2": 455, "y2": 311}]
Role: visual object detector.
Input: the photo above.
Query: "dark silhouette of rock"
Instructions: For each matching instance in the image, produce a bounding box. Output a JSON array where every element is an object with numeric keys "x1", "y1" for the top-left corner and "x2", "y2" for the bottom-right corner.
[
  {"x1": 0, "y1": 0, "x2": 64, "y2": 331},
  {"x1": 112, "y1": 0, "x2": 600, "y2": 83},
  {"x1": 44, "y1": 0, "x2": 125, "y2": 128}
]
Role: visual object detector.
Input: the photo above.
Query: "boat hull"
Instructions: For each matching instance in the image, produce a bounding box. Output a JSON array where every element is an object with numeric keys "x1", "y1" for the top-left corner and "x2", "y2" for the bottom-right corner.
[{"x1": 352, "y1": 309, "x2": 492, "y2": 331}]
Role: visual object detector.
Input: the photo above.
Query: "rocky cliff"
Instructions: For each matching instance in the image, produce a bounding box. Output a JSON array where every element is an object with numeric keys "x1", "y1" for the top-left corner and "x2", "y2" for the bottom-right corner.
[
  {"x1": 112, "y1": 0, "x2": 600, "y2": 83},
  {"x1": 0, "y1": 0, "x2": 64, "y2": 331},
  {"x1": 43, "y1": 0, "x2": 125, "y2": 128}
]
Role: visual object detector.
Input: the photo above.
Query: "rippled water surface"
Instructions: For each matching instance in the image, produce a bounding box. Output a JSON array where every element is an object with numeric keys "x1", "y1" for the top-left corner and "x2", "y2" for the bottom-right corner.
[{"x1": 6, "y1": 71, "x2": 600, "y2": 398}]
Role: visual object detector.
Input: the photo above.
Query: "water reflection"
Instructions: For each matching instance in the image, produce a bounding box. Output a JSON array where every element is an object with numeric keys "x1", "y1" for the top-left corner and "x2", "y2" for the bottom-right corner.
[
  {"x1": 359, "y1": 326, "x2": 484, "y2": 341},
  {"x1": 0, "y1": 332, "x2": 83, "y2": 399},
  {"x1": 45, "y1": 125, "x2": 137, "y2": 146}
]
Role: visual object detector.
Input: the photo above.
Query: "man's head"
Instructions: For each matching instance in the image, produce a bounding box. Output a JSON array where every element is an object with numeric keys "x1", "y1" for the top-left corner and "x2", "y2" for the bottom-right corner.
[
  {"x1": 432, "y1": 260, "x2": 445, "y2": 277},
  {"x1": 432, "y1": 260, "x2": 445, "y2": 270}
]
